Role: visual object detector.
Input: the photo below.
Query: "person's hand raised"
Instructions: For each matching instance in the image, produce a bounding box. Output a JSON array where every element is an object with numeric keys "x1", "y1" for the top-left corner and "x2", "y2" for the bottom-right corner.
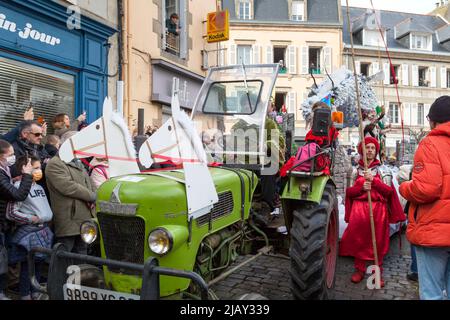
[
  {"x1": 41, "y1": 122, "x2": 47, "y2": 137},
  {"x1": 22, "y1": 159, "x2": 33, "y2": 175},
  {"x1": 24, "y1": 107, "x2": 34, "y2": 120},
  {"x1": 77, "y1": 112, "x2": 87, "y2": 122},
  {"x1": 363, "y1": 181, "x2": 372, "y2": 191}
]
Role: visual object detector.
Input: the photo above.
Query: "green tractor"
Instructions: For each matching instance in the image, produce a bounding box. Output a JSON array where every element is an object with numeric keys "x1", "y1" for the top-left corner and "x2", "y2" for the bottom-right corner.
[{"x1": 34, "y1": 64, "x2": 338, "y2": 300}]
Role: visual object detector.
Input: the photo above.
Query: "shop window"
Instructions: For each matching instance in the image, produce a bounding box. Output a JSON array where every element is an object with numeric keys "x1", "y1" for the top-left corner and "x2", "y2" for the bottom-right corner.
[
  {"x1": 0, "y1": 57, "x2": 75, "y2": 135},
  {"x1": 274, "y1": 47, "x2": 287, "y2": 74},
  {"x1": 361, "y1": 63, "x2": 370, "y2": 77}
]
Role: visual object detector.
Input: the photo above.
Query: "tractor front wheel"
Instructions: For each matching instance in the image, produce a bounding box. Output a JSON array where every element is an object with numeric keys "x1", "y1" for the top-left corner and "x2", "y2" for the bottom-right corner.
[{"x1": 289, "y1": 184, "x2": 339, "y2": 300}]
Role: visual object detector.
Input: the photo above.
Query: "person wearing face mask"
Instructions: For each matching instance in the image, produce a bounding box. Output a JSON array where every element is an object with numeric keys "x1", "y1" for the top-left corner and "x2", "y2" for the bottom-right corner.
[
  {"x1": 6, "y1": 155, "x2": 53, "y2": 300},
  {"x1": 0, "y1": 139, "x2": 33, "y2": 300}
]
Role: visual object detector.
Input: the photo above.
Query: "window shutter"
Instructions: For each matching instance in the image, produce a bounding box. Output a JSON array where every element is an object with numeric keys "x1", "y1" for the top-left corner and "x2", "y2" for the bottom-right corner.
[
  {"x1": 401, "y1": 64, "x2": 409, "y2": 86},
  {"x1": 441, "y1": 67, "x2": 447, "y2": 88},
  {"x1": 404, "y1": 103, "x2": 411, "y2": 126},
  {"x1": 383, "y1": 62, "x2": 390, "y2": 85},
  {"x1": 266, "y1": 45, "x2": 273, "y2": 64},
  {"x1": 372, "y1": 62, "x2": 380, "y2": 75},
  {"x1": 252, "y1": 44, "x2": 260, "y2": 64},
  {"x1": 410, "y1": 103, "x2": 417, "y2": 126},
  {"x1": 287, "y1": 91, "x2": 297, "y2": 119},
  {"x1": 430, "y1": 66, "x2": 437, "y2": 88},
  {"x1": 424, "y1": 104, "x2": 431, "y2": 123},
  {"x1": 219, "y1": 43, "x2": 225, "y2": 66},
  {"x1": 179, "y1": 0, "x2": 188, "y2": 59},
  {"x1": 412, "y1": 65, "x2": 419, "y2": 86},
  {"x1": 228, "y1": 44, "x2": 237, "y2": 65},
  {"x1": 301, "y1": 46, "x2": 308, "y2": 75},
  {"x1": 355, "y1": 61, "x2": 361, "y2": 74},
  {"x1": 324, "y1": 47, "x2": 332, "y2": 73},
  {"x1": 287, "y1": 45, "x2": 297, "y2": 74}
]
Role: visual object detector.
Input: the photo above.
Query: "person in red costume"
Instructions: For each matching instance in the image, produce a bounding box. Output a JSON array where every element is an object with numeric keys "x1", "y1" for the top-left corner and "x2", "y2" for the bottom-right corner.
[{"x1": 340, "y1": 137, "x2": 405, "y2": 287}]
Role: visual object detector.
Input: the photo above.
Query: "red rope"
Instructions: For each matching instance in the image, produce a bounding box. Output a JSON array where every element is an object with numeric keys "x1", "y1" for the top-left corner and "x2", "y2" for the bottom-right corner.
[
  {"x1": 73, "y1": 150, "x2": 201, "y2": 165},
  {"x1": 369, "y1": 1, "x2": 406, "y2": 162}
]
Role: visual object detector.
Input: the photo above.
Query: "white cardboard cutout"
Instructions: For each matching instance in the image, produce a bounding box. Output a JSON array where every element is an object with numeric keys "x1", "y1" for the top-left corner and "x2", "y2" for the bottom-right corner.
[
  {"x1": 138, "y1": 79, "x2": 219, "y2": 219},
  {"x1": 59, "y1": 97, "x2": 140, "y2": 178}
]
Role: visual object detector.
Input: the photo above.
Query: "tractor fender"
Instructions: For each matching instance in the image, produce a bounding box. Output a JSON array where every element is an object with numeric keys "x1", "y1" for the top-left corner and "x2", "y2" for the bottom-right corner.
[{"x1": 281, "y1": 176, "x2": 336, "y2": 231}]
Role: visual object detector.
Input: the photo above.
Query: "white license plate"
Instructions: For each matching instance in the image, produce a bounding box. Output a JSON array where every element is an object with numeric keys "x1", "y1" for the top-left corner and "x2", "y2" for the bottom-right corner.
[{"x1": 63, "y1": 284, "x2": 140, "y2": 300}]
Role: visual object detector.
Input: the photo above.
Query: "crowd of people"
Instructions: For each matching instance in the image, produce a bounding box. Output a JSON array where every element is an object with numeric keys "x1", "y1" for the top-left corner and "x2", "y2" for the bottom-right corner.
[{"x1": 0, "y1": 109, "x2": 108, "y2": 300}]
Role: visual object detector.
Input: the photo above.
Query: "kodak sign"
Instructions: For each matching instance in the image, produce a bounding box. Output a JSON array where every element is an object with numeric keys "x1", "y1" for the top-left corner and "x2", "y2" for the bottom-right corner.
[{"x1": 207, "y1": 10, "x2": 229, "y2": 43}]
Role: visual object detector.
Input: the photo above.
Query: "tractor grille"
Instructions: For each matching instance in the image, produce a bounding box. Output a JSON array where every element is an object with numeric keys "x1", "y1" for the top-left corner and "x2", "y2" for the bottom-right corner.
[
  {"x1": 196, "y1": 191, "x2": 234, "y2": 227},
  {"x1": 97, "y1": 212, "x2": 145, "y2": 275}
]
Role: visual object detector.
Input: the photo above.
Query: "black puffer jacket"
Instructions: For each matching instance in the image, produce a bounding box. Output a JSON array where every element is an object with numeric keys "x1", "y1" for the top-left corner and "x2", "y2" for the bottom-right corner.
[{"x1": 0, "y1": 167, "x2": 33, "y2": 233}]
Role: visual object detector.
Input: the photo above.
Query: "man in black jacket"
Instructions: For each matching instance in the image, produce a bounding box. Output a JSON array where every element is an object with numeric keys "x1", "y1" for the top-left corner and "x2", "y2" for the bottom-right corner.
[
  {"x1": 10, "y1": 121, "x2": 50, "y2": 179},
  {"x1": 0, "y1": 139, "x2": 33, "y2": 300}
]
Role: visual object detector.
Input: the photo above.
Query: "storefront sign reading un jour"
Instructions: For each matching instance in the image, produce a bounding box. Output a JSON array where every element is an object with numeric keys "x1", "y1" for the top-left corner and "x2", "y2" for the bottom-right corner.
[{"x1": 0, "y1": 13, "x2": 61, "y2": 46}]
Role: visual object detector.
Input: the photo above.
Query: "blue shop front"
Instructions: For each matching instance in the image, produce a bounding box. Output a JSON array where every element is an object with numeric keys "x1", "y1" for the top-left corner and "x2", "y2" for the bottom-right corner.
[{"x1": 0, "y1": 0, "x2": 116, "y2": 134}]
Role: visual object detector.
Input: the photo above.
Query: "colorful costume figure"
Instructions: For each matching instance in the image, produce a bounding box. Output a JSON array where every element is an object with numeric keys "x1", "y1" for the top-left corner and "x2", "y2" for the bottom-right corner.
[{"x1": 340, "y1": 137, "x2": 405, "y2": 285}]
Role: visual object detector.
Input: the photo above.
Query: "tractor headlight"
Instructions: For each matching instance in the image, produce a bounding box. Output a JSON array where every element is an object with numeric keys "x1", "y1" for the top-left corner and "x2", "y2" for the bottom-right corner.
[
  {"x1": 148, "y1": 228, "x2": 173, "y2": 256},
  {"x1": 80, "y1": 221, "x2": 98, "y2": 244}
]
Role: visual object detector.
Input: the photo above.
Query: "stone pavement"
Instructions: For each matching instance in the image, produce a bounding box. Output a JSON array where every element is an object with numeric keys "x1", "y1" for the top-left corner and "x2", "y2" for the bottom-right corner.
[{"x1": 211, "y1": 233, "x2": 420, "y2": 300}]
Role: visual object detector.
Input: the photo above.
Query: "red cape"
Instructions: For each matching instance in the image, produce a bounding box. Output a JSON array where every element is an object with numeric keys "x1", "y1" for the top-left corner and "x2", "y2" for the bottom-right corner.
[{"x1": 340, "y1": 160, "x2": 406, "y2": 261}]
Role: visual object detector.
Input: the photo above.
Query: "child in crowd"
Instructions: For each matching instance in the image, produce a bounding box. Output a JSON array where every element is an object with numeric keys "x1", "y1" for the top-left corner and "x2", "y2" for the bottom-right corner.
[
  {"x1": 6, "y1": 156, "x2": 53, "y2": 300},
  {"x1": 44, "y1": 135, "x2": 60, "y2": 158}
]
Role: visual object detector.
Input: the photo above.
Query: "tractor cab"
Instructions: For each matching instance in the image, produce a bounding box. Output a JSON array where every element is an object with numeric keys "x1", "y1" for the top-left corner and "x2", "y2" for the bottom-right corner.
[{"x1": 191, "y1": 64, "x2": 280, "y2": 170}]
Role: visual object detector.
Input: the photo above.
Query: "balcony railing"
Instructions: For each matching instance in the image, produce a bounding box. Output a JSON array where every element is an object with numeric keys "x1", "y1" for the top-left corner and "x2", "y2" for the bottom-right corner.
[{"x1": 164, "y1": 31, "x2": 180, "y2": 56}]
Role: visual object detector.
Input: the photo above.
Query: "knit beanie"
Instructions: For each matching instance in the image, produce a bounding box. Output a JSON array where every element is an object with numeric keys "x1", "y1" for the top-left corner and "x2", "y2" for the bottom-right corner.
[{"x1": 428, "y1": 96, "x2": 450, "y2": 123}]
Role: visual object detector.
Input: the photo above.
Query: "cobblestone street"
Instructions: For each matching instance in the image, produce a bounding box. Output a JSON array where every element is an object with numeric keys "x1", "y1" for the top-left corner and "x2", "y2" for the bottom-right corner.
[{"x1": 211, "y1": 233, "x2": 419, "y2": 300}]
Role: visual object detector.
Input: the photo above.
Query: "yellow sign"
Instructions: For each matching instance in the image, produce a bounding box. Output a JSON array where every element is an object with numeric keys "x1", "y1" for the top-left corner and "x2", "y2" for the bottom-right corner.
[{"x1": 207, "y1": 10, "x2": 229, "y2": 43}]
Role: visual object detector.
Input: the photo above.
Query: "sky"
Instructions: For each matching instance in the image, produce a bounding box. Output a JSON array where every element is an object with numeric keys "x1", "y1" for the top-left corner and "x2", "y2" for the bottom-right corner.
[{"x1": 342, "y1": 0, "x2": 440, "y2": 14}]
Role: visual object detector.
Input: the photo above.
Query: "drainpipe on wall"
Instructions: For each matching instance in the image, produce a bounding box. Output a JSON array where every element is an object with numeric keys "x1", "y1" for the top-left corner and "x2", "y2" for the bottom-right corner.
[{"x1": 120, "y1": 0, "x2": 131, "y2": 127}]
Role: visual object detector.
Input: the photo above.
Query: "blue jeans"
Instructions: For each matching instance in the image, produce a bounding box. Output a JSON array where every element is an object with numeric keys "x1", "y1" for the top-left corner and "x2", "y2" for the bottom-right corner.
[
  {"x1": 410, "y1": 245, "x2": 418, "y2": 274},
  {"x1": 415, "y1": 246, "x2": 450, "y2": 300}
]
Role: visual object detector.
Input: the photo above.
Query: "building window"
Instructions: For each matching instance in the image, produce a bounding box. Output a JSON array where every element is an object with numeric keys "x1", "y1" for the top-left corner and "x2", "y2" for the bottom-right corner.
[
  {"x1": 237, "y1": 45, "x2": 252, "y2": 65},
  {"x1": 291, "y1": 1, "x2": 305, "y2": 21},
  {"x1": 0, "y1": 57, "x2": 75, "y2": 135},
  {"x1": 418, "y1": 67, "x2": 428, "y2": 87},
  {"x1": 361, "y1": 63, "x2": 370, "y2": 77},
  {"x1": 309, "y1": 48, "x2": 321, "y2": 74},
  {"x1": 411, "y1": 34, "x2": 429, "y2": 50},
  {"x1": 390, "y1": 65, "x2": 400, "y2": 85},
  {"x1": 275, "y1": 92, "x2": 287, "y2": 112},
  {"x1": 447, "y1": 70, "x2": 450, "y2": 88},
  {"x1": 164, "y1": 0, "x2": 184, "y2": 57},
  {"x1": 274, "y1": 47, "x2": 287, "y2": 73},
  {"x1": 389, "y1": 103, "x2": 399, "y2": 124},
  {"x1": 238, "y1": 0, "x2": 251, "y2": 20},
  {"x1": 363, "y1": 29, "x2": 385, "y2": 47},
  {"x1": 417, "y1": 103, "x2": 424, "y2": 126}
]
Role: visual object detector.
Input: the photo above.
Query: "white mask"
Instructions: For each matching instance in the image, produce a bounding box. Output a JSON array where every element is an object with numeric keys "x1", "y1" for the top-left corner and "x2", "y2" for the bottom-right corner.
[{"x1": 6, "y1": 155, "x2": 16, "y2": 166}]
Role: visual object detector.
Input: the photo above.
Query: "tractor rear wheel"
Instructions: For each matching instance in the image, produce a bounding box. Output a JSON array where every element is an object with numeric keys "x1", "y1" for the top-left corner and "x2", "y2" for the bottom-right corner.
[{"x1": 289, "y1": 184, "x2": 339, "y2": 300}]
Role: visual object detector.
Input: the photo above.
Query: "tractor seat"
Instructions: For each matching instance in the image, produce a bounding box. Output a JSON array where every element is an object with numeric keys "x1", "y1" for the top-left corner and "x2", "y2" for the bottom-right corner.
[{"x1": 287, "y1": 171, "x2": 324, "y2": 178}]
